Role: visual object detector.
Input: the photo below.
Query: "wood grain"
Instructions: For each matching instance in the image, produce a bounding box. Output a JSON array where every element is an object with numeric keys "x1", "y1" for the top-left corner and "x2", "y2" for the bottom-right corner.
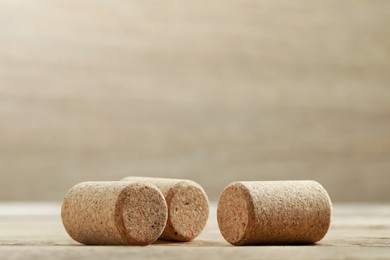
[
  {"x1": 0, "y1": 0, "x2": 390, "y2": 201},
  {"x1": 0, "y1": 203, "x2": 389, "y2": 259}
]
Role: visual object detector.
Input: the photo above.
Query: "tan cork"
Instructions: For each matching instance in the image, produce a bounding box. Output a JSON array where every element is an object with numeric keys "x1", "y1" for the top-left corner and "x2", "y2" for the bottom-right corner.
[
  {"x1": 61, "y1": 181, "x2": 168, "y2": 245},
  {"x1": 121, "y1": 177, "x2": 209, "y2": 241},
  {"x1": 217, "y1": 180, "x2": 332, "y2": 246}
]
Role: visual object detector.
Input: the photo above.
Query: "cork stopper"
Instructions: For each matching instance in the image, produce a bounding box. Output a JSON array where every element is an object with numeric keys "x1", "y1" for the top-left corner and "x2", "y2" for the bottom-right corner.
[
  {"x1": 217, "y1": 181, "x2": 332, "y2": 245},
  {"x1": 121, "y1": 177, "x2": 209, "y2": 241},
  {"x1": 61, "y1": 181, "x2": 168, "y2": 245}
]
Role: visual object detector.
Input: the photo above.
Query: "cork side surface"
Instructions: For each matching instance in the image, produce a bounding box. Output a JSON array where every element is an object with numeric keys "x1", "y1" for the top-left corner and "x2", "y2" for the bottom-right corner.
[
  {"x1": 217, "y1": 182, "x2": 255, "y2": 245},
  {"x1": 242, "y1": 180, "x2": 332, "y2": 244},
  {"x1": 115, "y1": 182, "x2": 168, "y2": 245},
  {"x1": 61, "y1": 182, "x2": 129, "y2": 245},
  {"x1": 61, "y1": 181, "x2": 168, "y2": 245}
]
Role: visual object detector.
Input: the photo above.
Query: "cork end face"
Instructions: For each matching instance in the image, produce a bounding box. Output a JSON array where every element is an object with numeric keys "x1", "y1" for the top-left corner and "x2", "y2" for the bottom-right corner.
[
  {"x1": 163, "y1": 181, "x2": 209, "y2": 241},
  {"x1": 217, "y1": 182, "x2": 254, "y2": 246},
  {"x1": 116, "y1": 182, "x2": 168, "y2": 246},
  {"x1": 309, "y1": 181, "x2": 333, "y2": 243}
]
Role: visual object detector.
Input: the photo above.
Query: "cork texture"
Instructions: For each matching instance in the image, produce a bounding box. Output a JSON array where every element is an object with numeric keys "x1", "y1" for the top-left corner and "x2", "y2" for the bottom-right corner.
[
  {"x1": 122, "y1": 177, "x2": 209, "y2": 241},
  {"x1": 217, "y1": 181, "x2": 332, "y2": 245},
  {"x1": 61, "y1": 181, "x2": 168, "y2": 245}
]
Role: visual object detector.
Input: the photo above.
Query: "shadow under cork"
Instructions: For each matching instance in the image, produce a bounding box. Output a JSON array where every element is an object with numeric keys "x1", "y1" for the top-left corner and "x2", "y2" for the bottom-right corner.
[
  {"x1": 151, "y1": 239, "x2": 321, "y2": 247},
  {"x1": 0, "y1": 240, "x2": 324, "y2": 248},
  {"x1": 152, "y1": 239, "x2": 229, "y2": 247},
  {"x1": 237, "y1": 242, "x2": 318, "y2": 247}
]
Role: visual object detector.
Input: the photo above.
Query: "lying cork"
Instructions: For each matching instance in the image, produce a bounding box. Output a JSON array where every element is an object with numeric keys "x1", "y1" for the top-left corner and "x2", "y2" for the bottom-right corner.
[
  {"x1": 121, "y1": 177, "x2": 209, "y2": 241},
  {"x1": 61, "y1": 181, "x2": 168, "y2": 245},
  {"x1": 217, "y1": 180, "x2": 332, "y2": 245}
]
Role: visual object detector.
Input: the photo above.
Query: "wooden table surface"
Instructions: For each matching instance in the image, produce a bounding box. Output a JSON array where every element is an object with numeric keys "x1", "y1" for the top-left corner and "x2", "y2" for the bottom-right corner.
[{"x1": 0, "y1": 203, "x2": 389, "y2": 259}]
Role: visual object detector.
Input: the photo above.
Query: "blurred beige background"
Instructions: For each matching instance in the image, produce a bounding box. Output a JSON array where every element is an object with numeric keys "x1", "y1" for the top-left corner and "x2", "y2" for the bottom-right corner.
[{"x1": 1, "y1": 0, "x2": 389, "y2": 202}]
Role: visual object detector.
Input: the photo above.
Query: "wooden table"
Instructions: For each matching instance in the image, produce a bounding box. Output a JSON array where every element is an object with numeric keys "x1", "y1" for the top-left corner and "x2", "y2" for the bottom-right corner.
[{"x1": 0, "y1": 203, "x2": 389, "y2": 259}]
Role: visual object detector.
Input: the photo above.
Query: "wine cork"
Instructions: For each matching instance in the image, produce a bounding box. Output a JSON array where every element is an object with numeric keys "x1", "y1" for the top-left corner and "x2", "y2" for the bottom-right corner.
[
  {"x1": 217, "y1": 180, "x2": 332, "y2": 246},
  {"x1": 61, "y1": 181, "x2": 168, "y2": 245},
  {"x1": 121, "y1": 177, "x2": 209, "y2": 241}
]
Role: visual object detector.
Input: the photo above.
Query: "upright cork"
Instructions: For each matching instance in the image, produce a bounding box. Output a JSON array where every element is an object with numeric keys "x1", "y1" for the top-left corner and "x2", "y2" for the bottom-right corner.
[
  {"x1": 121, "y1": 177, "x2": 209, "y2": 241},
  {"x1": 61, "y1": 181, "x2": 168, "y2": 245},
  {"x1": 217, "y1": 181, "x2": 332, "y2": 245}
]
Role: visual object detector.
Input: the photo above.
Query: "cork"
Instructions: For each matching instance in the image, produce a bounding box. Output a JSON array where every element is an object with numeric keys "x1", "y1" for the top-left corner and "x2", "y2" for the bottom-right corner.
[
  {"x1": 121, "y1": 177, "x2": 209, "y2": 241},
  {"x1": 61, "y1": 181, "x2": 168, "y2": 245},
  {"x1": 217, "y1": 180, "x2": 332, "y2": 245}
]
